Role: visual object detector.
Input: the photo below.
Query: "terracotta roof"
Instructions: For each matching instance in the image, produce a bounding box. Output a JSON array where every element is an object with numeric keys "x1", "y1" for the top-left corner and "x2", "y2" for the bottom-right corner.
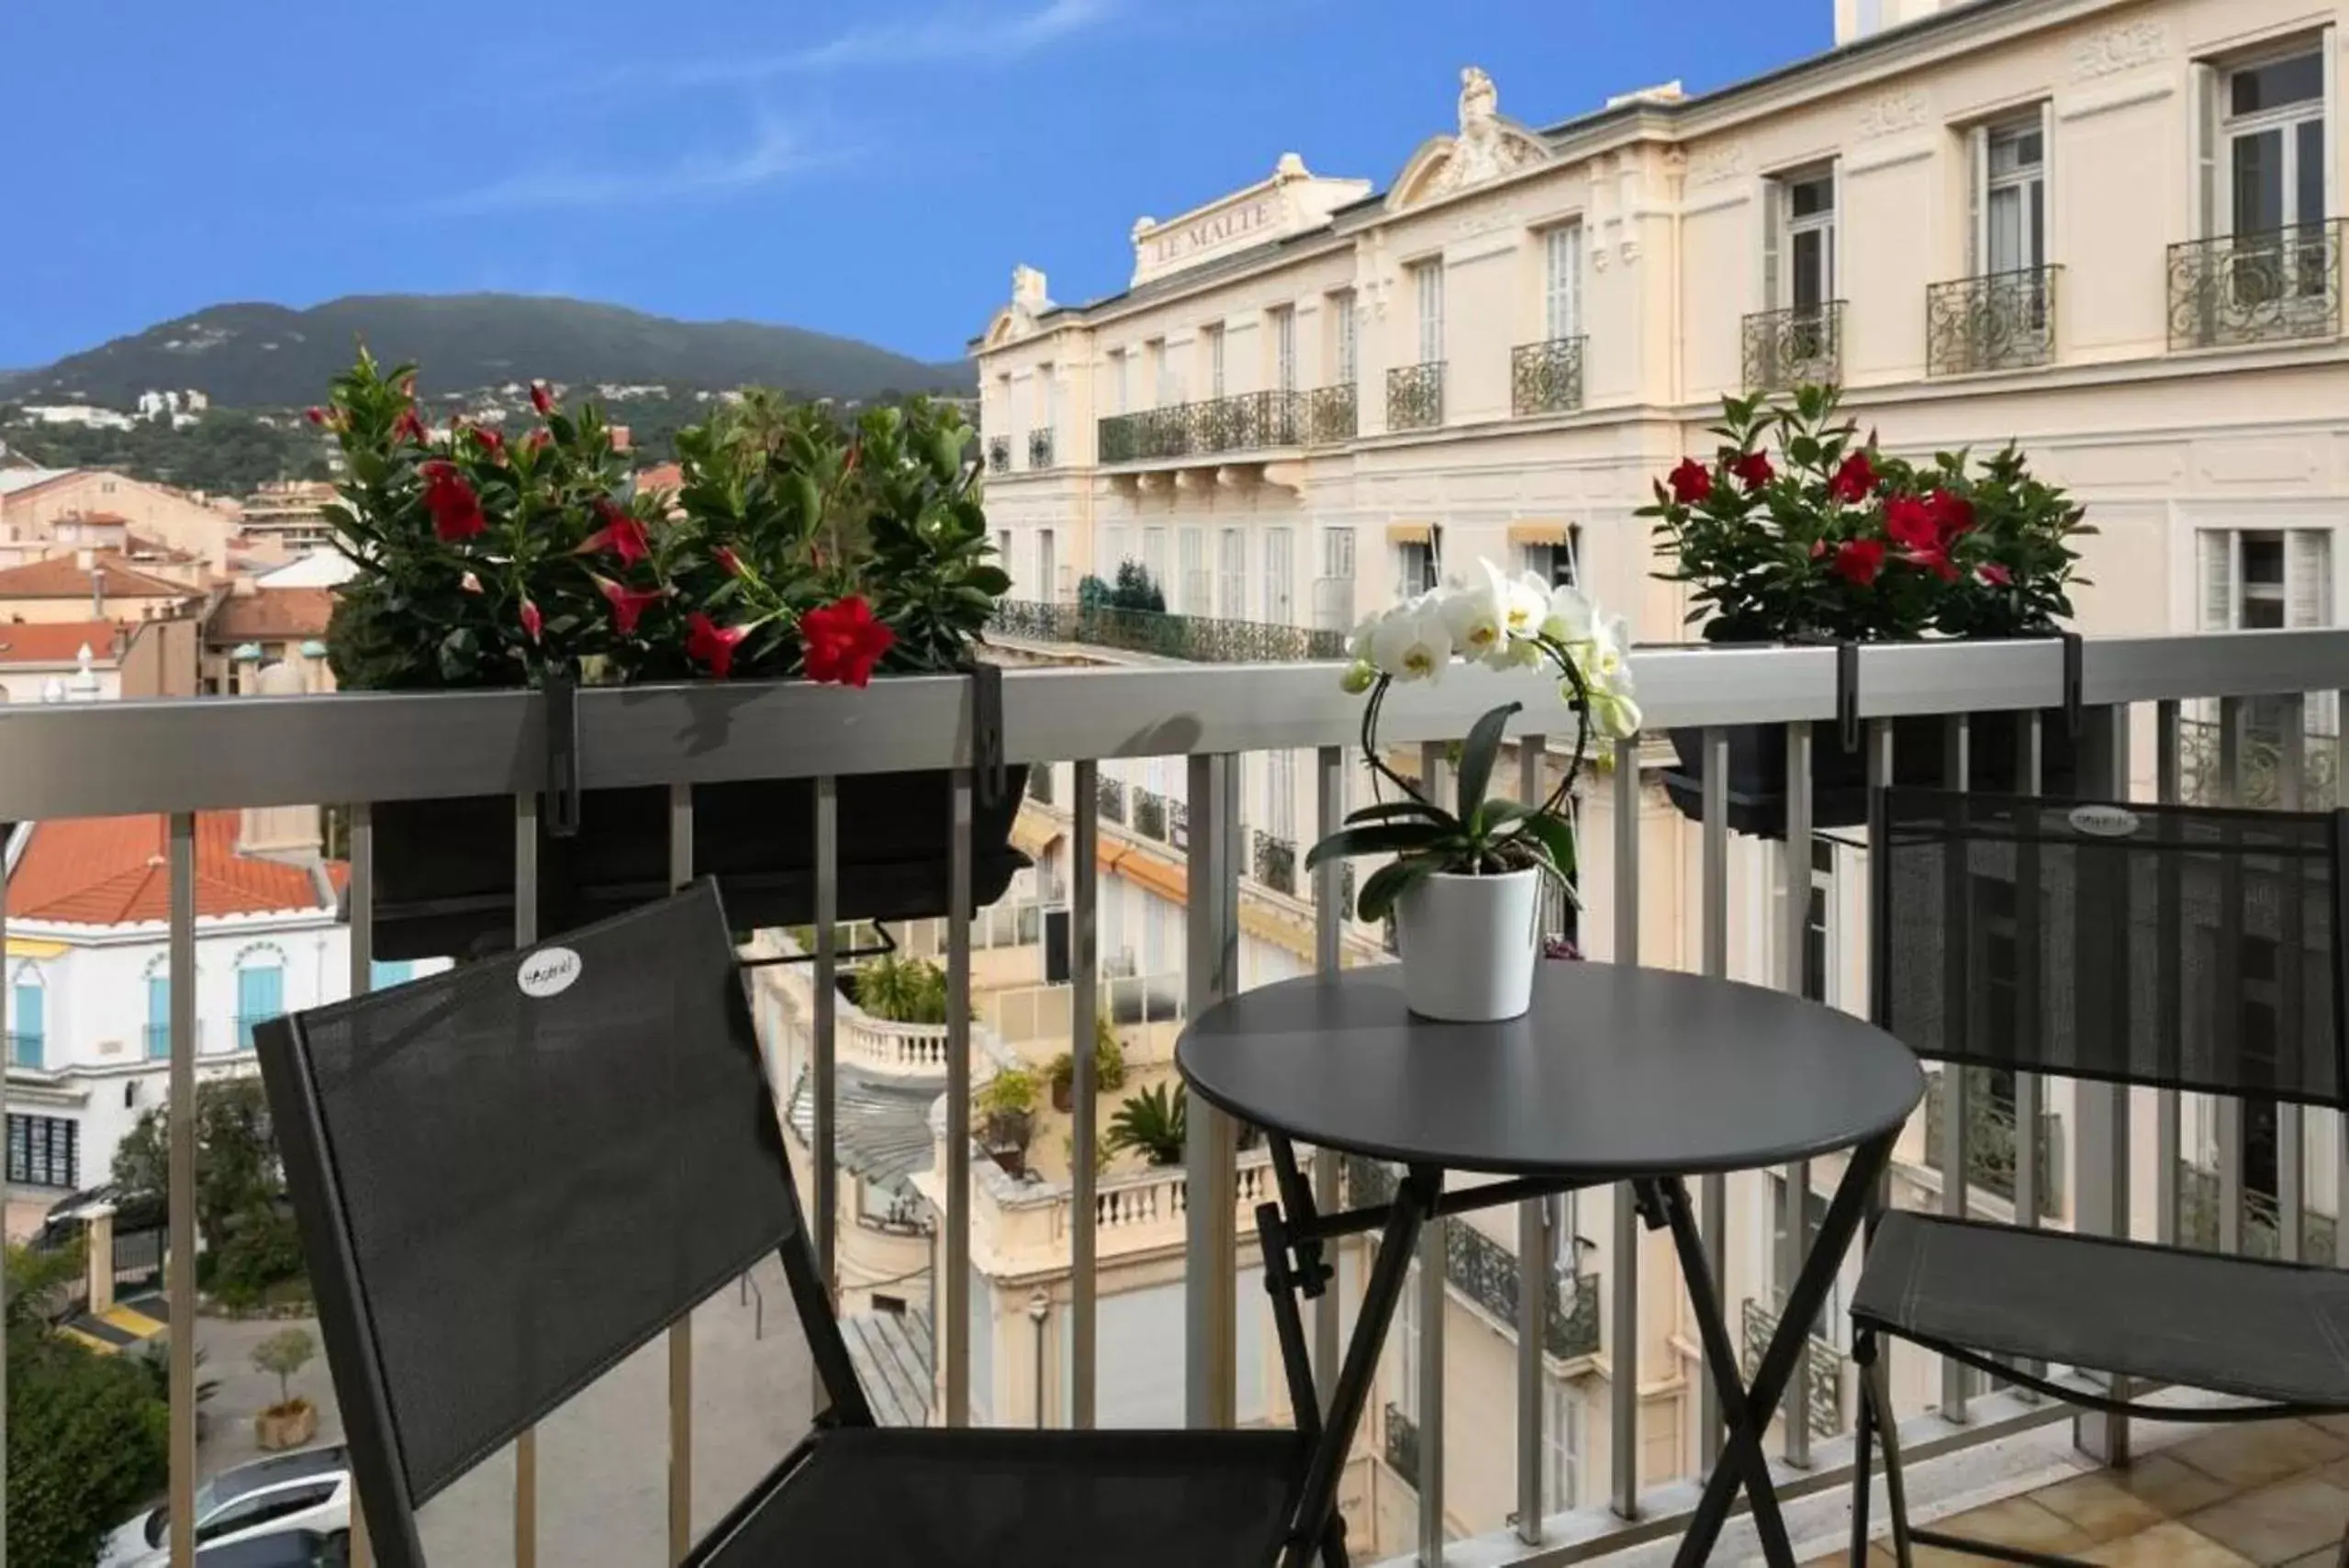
[
  {"x1": 6, "y1": 812, "x2": 338, "y2": 924},
  {"x1": 207, "y1": 588, "x2": 336, "y2": 644},
  {"x1": 123, "y1": 533, "x2": 198, "y2": 565},
  {"x1": 0, "y1": 554, "x2": 198, "y2": 600},
  {"x1": 634, "y1": 463, "x2": 683, "y2": 495},
  {"x1": 65, "y1": 510, "x2": 132, "y2": 527},
  {"x1": 0, "y1": 620, "x2": 122, "y2": 666}
]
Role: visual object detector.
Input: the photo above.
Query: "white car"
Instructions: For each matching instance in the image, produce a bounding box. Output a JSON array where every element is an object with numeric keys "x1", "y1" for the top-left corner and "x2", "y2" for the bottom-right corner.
[{"x1": 100, "y1": 1446, "x2": 350, "y2": 1568}]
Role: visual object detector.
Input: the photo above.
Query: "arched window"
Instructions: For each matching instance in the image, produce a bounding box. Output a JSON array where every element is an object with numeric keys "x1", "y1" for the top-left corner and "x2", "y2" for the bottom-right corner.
[
  {"x1": 8, "y1": 961, "x2": 45, "y2": 1070},
  {"x1": 234, "y1": 945, "x2": 286, "y2": 1051}
]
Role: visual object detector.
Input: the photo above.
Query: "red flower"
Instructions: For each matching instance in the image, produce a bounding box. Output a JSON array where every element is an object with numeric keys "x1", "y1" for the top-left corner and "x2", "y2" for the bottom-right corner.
[
  {"x1": 577, "y1": 499, "x2": 649, "y2": 566},
  {"x1": 800, "y1": 595, "x2": 896, "y2": 689},
  {"x1": 598, "y1": 577, "x2": 666, "y2": 635},
  {"x1": 304, "y1": 406, "x2": 328, "y2": 427},
  {"x1": 1903, "y1": 548, "x2": 1961, "y2": 583},
  {"x1": 1829, "y1": 452, "x2": 1879, "y2": 504},
  {"x1": 1666, "y1": 457, "x2": 1714, "y2": 506},
  {"x1": 1833, "y1": 539, "x2": 1886, "y2": 587},
  {"x1": 713, "y1": 545, "x2": 744, "y2": 578},
  {"x1": 1729, "y1": 450, "x2": 1774, "y2": 491},
  {"x1": 524, "y1": 429, "x2": 551, "y2": 456},
  {"x1": 519, "y1": 599, "x2": 543, "y2": 643},
  {"x1": 419, "y1": 460, "x2": 486, "y2": 543},
  {"x1": 686, "y1": 611, "x2": 750, "y2": 679},
  {"x1": 530, "y1": 381, "x2": 554, "y2": 416},
  {"x1": 1885, "y1": 495, "x2": 1940, "y2": 554},
  {"x1": 471, "y1": 426, "x2": 507, "y2": 462},
  {"x1": 1924, "y1": 488, "x2": 1974, "y2": 543},
  {"x1": 392, "y1": 406, "x2": 427, "y2": 444},
  {"x1": 1978, "y1": 562, "x2": 2014, "y2": 588}
]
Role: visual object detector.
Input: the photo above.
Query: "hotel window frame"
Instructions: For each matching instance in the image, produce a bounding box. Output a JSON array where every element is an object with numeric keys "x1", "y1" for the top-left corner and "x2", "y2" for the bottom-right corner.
[
  {"x1": 1765, "y1": 162, "x2": 1840, "y2": 314},
  {"x1": 1413, "y1": 260, "x2": 1446, "y2": 364},
  {"x1": 1542, "y1": 222, "x2": 1584, "y2": 342},
  {"x1": 1271, "y1": 305, "x2": 1297, "y2": 394},
  {"x1": 1331, "y1": 289, "x2": 1359, "y2": 386}
]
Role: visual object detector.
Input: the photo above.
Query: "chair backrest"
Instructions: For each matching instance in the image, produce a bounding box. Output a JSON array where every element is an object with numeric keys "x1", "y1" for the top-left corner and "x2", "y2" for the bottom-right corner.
[
  {"x1": 1871, "y1": 788, "x2": 2349, "y2": 1108},
  {"x1": 256, "y1": 879, "x2": 867, "y2": 1568}
]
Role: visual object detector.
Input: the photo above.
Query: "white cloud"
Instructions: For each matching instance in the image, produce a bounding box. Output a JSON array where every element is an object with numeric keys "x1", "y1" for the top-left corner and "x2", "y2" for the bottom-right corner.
[
  {"x1": 614, "y1": 0, "x2": 1113, "y2": 93},
  {"x1": 430, "y1": 123, "x2": 831, "y2": 215}
]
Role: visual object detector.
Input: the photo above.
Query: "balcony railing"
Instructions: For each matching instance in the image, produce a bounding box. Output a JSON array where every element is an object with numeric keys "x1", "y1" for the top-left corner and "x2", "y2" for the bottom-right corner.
[
  {"x1": 2169, "y1": 220, "x2": 2347, "y2": 351},
  {"x1": 1742, "y1": 1298, "x2": 1844, "y2": 1443},
  {"x1": 2178, "y1": 1161, "x2": 2340, "y2": 1262},
  {"x1": 1385, "y1": 362, "x2": 1443, "y2": 431},
  {"x1": 1383, "y1": 1401, "x2": 1421, "y2": 1482},
  {"x1": 1742, "y1": 301, "x2": 1844, "y2": 389},
  {"x1": 1096, "y1": 389, "x2": 1313, "y2": 465},
  {"x1": 2179, "y1": 714, "x2": 2341, "y2": 810},
  {"x1": 1027, "y1": 429, "x2": 1055, "y2": 470},
  {"x1": 1305, "y1": 383, "x2": 1356, "y2": 443},
  {"x1": 1511, "y1": 336, "x2": 1586, "y2": 416},
  {"x1": 1927, "y1": 266, "x2": 2060, "y2": 376},
  {"x1": 989, "y1": 600, "x2": 1346, "y2": 664},
  {"x1": 236, "y1": 1013, "x2": 274, "y2": 1050},
  {"x1": 1922, "y1": 1066, "x2": 2063, "y2": 1219},
  {"x1": 1249, "y1": 829, "x2": 1297, "y2": 897},
  {"x1": 1131, "y1": 788, "x2": 1169, "y2": 843},
  {"x1": 1094, "y1": 773, "x2": 1126, "y2": 825},
  {"x1": 6, "y1": 1032, "x2": 42, "y2": 1070},
  {"x1": 6, "y1": 630, "x2": 2345, "y2": 1568},
  {"x1": 142, "y1": 1022, "x2": 172, "y2": 1060},
  {"x1": 985, "y1": 434, "x2": 1012, "y2": 474}
]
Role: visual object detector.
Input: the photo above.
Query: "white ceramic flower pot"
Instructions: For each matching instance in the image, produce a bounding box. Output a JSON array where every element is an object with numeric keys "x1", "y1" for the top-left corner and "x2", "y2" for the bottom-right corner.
[{"x1": 1393, "y1": 867, "x2": 1543, "y2": 1023}]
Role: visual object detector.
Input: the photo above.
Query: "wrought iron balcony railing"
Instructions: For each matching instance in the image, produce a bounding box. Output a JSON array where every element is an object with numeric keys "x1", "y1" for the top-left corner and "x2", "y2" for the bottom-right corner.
[
  {"x1": 2177, "y1": 715, "x2": 2342, "y2": 810},
  {"x1": 1250, "y1": 830, "x2": 1298, "y2": 896},
  {"x1": 1027, "y1": 429, "x2": 1055, "y2": 470},
  {"x1": 6, "y1": 1032, "x2": 42, "y2": 1070},
  {"x1": 1511, "y1": 336, "x2": 1586, "y2": 416},
  {"x1": 1927, "y1": 266, "x2": 2060, "y2": 376},
  {"x1": 1743, "y1": 1298, "x2": 1844, "y2": 1443},
  {"x1": 1094, "y1": 773, "x2": 1126, "y2": 825},
  {"x1": 985, "y1": 435, "x2": 1012, "y2": 474},
  {"x1": 1386, "y1": 362, "x2": 1444, "y2": 431},
  {"x1": 2178, "y1": 1161, "x2": 2340, "y2": 1261},
  {"x1": 1922, "y1": 1066, "x2": 2064, "y2": 1219},
  {"x1": 1095, "y1": 389, "x2": 1314, "y2": 465},
  {"x1": 1131, "y1": 788, "x2": 1169, "y2": 843},
  {"x1": 1305, "y1": 383, "x2": 1357, "y2": 443},
  {"x1": 2169, "y1": 220, "x2": 2347, "y2": 351},
  {"x1": 1742, "y1": 301, "x2": 1844, "y2": 389},
  {"x1": 1383, "y1": 1401, "x2": 1421, "y2": 1482},
  {"x1": 989, "y1": 600, "x2": 1346, "y2": 664}
]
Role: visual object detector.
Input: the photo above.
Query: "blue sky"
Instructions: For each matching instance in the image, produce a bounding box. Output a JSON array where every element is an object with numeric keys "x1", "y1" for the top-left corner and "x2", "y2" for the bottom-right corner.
[{"x1": 0, "y1": 1, "x2": 1829, "y2": 370}]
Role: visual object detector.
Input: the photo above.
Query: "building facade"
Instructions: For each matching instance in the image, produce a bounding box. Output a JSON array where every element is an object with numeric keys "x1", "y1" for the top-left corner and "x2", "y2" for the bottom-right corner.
[{"x1": 970, "y1": 0, "x2": 2349, "y2": 1551}]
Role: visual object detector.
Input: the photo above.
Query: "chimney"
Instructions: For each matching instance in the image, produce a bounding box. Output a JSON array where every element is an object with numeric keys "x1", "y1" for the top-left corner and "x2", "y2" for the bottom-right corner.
[
  {"x1": 90, "y1": 564, "x2": 105, "y2": 620},
  {"x1": 236, "y1": 661, "x2": 325, "y2": 867}
]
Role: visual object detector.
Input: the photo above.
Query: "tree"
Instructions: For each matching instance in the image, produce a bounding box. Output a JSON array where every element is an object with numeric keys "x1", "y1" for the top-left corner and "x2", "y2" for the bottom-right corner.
[
  {"x1": 252, "y1": 1327, "x2": 318, "y2": 1413},
  {"x1": 7, "y1": 1334, "x2": 169, "y2": 1566},
  {"x1": 1105, "y1": 1081, "x2": 1188, "y2": 1167},
  {"x1": 112, "y1": 1076, "x2": 281, "y2": 1258}
]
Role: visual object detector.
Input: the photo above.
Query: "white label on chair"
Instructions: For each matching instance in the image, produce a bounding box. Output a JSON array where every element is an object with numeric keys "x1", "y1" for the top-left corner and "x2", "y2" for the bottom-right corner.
[
  {"x1": 517, "y1": 946, "x2": 583, "y2": 999},
  {"x1": 2068, "y1": 804, "x2": 2142, "y2": 838}
]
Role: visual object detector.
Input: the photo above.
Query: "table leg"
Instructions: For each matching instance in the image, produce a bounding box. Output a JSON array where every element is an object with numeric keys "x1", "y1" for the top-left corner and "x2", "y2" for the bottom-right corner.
[
  {"x1": 1278, "y1": 1165, "x2": 1437, "y2": 1568},
  {"x1": 1671, "y1": 1134, "x2": 1897, "y2": 1567}
]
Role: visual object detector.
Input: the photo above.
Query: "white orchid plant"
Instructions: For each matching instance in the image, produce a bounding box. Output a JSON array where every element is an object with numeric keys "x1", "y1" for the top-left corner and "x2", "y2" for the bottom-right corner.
[{"x1": 1306, "y1": 562, "x2": 1642, "y2": 924}]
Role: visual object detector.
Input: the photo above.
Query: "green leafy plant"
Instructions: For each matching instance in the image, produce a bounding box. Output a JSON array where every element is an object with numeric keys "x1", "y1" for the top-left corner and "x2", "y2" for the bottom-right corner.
[
  {"x1": 7, "y1": 1334, "x2": 168, "y2": 1568},
  {"x1": 1105, "y1": 1081, "x2": 1188, "y2": 1167},
  {"x1": 847, "y1": 954, "x2": 952, "y2": 1025},
  {"x1": 1046, "y1": 1025, "x2": 1128, "y2": 1101},
  {"x1": 319, "y1": 349, "x2": 1011, "y2": 692},
  {"x1": 1077, "y1": 561, "x2": 1165, "y2": 613},
  {"x1": 1639, "y1": 384, "x2": 2090, "y2": 644},
  {"x1": 974, "y1": 1066, "x2": 1040, "y2": 1156},
  {"x1": 252, "y1": 1327, "x2": 319, "y2": 1415}
]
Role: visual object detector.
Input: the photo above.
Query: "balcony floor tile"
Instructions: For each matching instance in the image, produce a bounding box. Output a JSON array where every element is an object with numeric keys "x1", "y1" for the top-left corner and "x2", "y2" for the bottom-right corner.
[
  {"x1": 2181, "y1": 1475, "x2": 2349, "y2": 1566},
  {"x1": 2081, "y1": 1522, "x2": 2258, "y2": 1566},
  {"x1": 2166, "y1": 1421, "x2": 2349, "y2": 1492},
  {"x1": 2028, "y1": 1472, "x2": 2172, "y2": 1543},
  {"x1": 1933, "y1": 1495, "x2": 2097, "y2": 1555},
  {"x1": 2109, "y1": 1452, "x2": 2243, "y2": 1517}
]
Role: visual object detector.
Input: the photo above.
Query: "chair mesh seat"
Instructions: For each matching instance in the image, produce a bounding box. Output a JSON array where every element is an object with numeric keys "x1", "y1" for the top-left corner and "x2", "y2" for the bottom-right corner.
[
  {"x1": 1854, "y1": 1211, "x2": 2349, "y2": 1408},
  {"x1": 703, "y1": 1428, "x2": 1309, "y2": 1568}
]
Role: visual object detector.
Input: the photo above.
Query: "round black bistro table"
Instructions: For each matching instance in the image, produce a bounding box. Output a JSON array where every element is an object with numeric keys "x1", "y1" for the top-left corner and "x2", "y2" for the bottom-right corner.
[{"x1": 1176, "y1": 962, "x2": 1924, "y2": 1568}]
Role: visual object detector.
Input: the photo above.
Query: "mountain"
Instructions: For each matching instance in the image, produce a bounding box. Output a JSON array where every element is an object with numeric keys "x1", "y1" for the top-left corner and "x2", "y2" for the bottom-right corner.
[{"x1": 0, "y1": 295, "x2": 972, "y2": 409}]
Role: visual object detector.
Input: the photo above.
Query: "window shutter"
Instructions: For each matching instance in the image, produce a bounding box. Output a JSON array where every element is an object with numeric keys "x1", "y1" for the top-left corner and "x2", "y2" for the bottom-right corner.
[
  {"x1": 2199, "y1": 530, "x2": 2235, "y2": 630},
  {"x1": 2190, "y1": 62, "x2": 2220, "y2": 240},
  {"x1": 2039, "y1": 100, "x2": 2058, "y2": 263},
  {"x1": 2288, "y1": 529, "x2": 2332, "y2": 627},
  {"x1": 1760, "y1": 177, "x2": 1784, "y2": 309},
  {"x1": 2326, "y1": 26, "x2": 2341, "y2": 221},
  {"x1": 1968, "y1": 124, "x2": 1989, "y2": 275},
  {"x1": 1829, "y1": 160, "x2": 1844, "y2": 298}
]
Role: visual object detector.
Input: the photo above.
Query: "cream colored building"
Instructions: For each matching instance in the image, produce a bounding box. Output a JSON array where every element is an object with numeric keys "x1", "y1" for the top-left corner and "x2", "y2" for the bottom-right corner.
[
  {"x1": 0, "y1": 469, "x2": 238, "y2": 572},
  {"x1": 962, "y1": 0, "x2": 2349, "y2": 1553}
]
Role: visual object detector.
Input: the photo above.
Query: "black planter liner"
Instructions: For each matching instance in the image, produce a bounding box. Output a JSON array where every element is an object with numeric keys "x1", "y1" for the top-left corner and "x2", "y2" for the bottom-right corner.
[
  {"x1": 370, "y1": 767, "x2": 1030, "y2": 960},
  {"x1": 1663, "y1": 716, "x2": 2080, "y2": 839}
]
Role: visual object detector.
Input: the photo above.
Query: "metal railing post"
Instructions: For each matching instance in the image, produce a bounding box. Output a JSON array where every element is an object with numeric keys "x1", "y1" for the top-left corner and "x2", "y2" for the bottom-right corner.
[
  {"x1": 2073, "y1": 703, "x2": 2133, "y2": 1466},
  {"x1": 1516, "y1": 734, "x2": 1548, "y2": 1544},
  {"x1": 1939, "y1": 713, "x2": 1971, "y2": 1427},
  {"x1": 1416, "y1": 742, "x2": 1448, "y2": 1563},
  {"x1": 167, "y1": 812, "x2": 197, "y2": 1568},
  {"x1": 1314, "y1": 745, "x2": 1346, "y2": 1412},
  {"x1": 347, "y1": 802, "x2": 376, "y2": 1568},
  {"x1": 813, "y1": 777, "x2": 840, "y2": 1297},
  {"x1": 945, "y1": 770, "x2": 975, "y2": 1427},
  {"x1": 1184, "y1": 751, "x2": 1240, "y2": 1429},
  {"x1": 1781, "y1": 722, "x2": 1816, "y2": 1467},
  {"x1": 667, "y1": 784, "x2": 694, "y2": 1564},
  {"x1": 1696, "y1": 727, "x2": 1729, "y2": 1475},
  {"x1": 1609, "y1": 738, "x2": 1640, "y2": 1521},
  {"x1": 511, "y1": 795, "x2": 539, "y2": 1568},
  {"x1": 1072, "y1": 760, "x2": 1102, "y2": 1428}
]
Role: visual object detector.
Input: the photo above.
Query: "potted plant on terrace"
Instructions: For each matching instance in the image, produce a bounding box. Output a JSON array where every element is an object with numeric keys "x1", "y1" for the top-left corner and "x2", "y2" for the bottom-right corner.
[
  {"x1": 319, "y1": 352, "x2": 1025, "y2": 958},
  {"x1": 1305, "y1": 565, "x2": 1640, "y2": 1023},
  {"x1": 1106, "y1": 1081, "x2": 1187, "y2": 1168},
  {"x1": 251, "y1": 1327, "x2": 319, "y2": 1451},
  {"x1": 1643, "y1": 386, "x2": 2089, "y2": 837},
  {"x1": 975, "y1": 1067, "x2": 1040, "y2": 1178}
]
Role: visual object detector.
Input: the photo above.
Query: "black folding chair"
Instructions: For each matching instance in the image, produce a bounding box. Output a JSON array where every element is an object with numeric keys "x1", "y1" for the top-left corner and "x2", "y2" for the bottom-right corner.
[
  {"x1": 1853, "y1": 788, "x2": 2349, "y2": 1566},
  {"x1": 255, "y1": 879, "x2": 1320, "y2": 1568}
]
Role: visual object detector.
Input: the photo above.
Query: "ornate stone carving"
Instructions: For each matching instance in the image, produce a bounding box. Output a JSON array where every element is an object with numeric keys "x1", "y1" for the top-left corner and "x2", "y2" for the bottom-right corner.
[
  {"x1": 1393, "y1": 66, "x2": 1552, "y2": 209},
  {"x1": 1857, "y1": 90, "x2": 1929, "y2": 140},
  {"x1": 2072, "y1": 20, "x2": 2167, "y2": 80},
  {"x1": 1688, "y1": 144, "x2": 1746, "y2": 187}
]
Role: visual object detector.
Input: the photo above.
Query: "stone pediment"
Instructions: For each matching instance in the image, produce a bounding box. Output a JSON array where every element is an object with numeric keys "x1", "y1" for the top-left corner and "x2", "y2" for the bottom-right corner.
[{"x1": 1387, "y1": 66, "x2": 1553, "y2": 213}]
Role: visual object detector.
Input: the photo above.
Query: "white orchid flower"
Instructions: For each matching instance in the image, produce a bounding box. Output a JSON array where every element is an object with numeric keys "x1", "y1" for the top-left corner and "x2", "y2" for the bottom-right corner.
[
  {"x1": 1371, "y1": 606, "x2": 1452, "y2": 682},
  {"x1": 1480, "y1": 559, "x2": 1549, "y2": 644},
  {"x1": 1439, "y1": 583, "x2": 1504, "y2": 661},
  {"x1": 1586, "y1": 688, "x2": 1644, "y2": 741},
  {"x1": 1587, "y1": 613, "x2": 1631, "y2": 682},
  {"x1": 1345, "y1": 609, "x2": 1385, "y2": 664},
  {"x1": 1338, "y1": 660, "x2": 1377, "y2": 694},
  {"x1": 1483, "y1": 634, "x2": 1544, "y2": 672},
  {"x1": 1540, "y1": 581, "x2": 1596, "y2": 644}
]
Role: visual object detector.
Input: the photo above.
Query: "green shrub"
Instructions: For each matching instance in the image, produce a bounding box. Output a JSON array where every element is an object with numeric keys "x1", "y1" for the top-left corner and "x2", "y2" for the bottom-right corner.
[
  {"x1": 1106, "y1": 1082, "x2": 1188, "y2": 1167},
  {"x1": 7, "y1": 1335, "x2": 168, "y2": 1567}
]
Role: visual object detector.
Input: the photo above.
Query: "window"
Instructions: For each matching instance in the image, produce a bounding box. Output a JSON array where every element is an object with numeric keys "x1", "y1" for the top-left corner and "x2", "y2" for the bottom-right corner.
[
  {"x1": 1180, "y1": 526, "x2": 1209, "y2": 613},
  {"x1": 2200, "y1": 528, "x2": 2334, "y2": 735},
  {"x1": 997, "y1": 530, "x2": 1013, "y2": 575},
  {"x1": 1146, "y1": 339, "x2": 1169, "y2": 407},
  {"x1": 1806, "y1": 836, "x2": 1833, "y2": 1005},
  {"x1": 1263, "y1": 527, "x2": 1294, "y2": 624},
  {"x1": 1542, "y1": 1380, "x2": 1583, "y2": 1514},
  {"x1": 1769, "y1": 1172, "x2": 1837, "y2": 1337},
  {"x1": 1974, "y1": 118, "x2": 2049, "y2": 275},
  {"x1": 1218, "y1": 527, "x2": 1247, "y2": 620},
  {"x1": 1521, "y1": 530, "x2": 1579, "y2": 589},
  {"x1": 197, "y1": 1482, "x2": 339, "y2": 1544},
  {"x1": 1544, "y1": 225, "x2": 1583, "y2": 341},
  {"x1": 10, "y1": 971, "x2": 43, "y2": 1070},
  {"x1": 1035, "y1": 363, "x2": 1055, "y2": 428},
  {"x1": 2222, "y1": 49, "x2": 2328, "y2": 239},
  {"x1": 1397, "y1": 541, "x2": 1437, "y2": 599},
  {"x1": 1414, "y1": 261, "x2": 1446, "y2": 364},
  {"x1": 370, "y1": 958, "x2": 414, "y2": 991},
  {"x1": 1267, "y1": 748, "x2": 1296, "y2": 841},
  {"x1": 236, "y1": 954, "x2": 284, "y2": 1050},
  {"x1": 1141, "y1": 525, "x2": 1169, "y2": 588},
  {"x1": 1037, "y1": 529, "x2": 1057, "y2": 600},
  {"x1": 1113, "y1": 349, "x2": 1131, "y2": 414},
  {"x1": 1332, "y1": 290, "x2": 1359, "y2": 386},
  {"x1": 7, "y1": 1114, "x2": 77, "y2": 1189},
  {"x1": 1203, "y1": 325, "x2": 1226, "y2": 399},
  {"x1": 1777, "y1": 167, "x2": 1838, "y2": 310},
  {"x1": 1104, "y1": 523, "x2": 1130, "y2": 573},
  {"x1": 1394, "y1": 1260, "x2": 1424, "y2": 1420},
  {"x1": 146, "y1": 972, "x2": 172, "y2": 1059},
  {"x1": 1271, "y1": 306, "x2": 1297, "y2": 393},
  {"x1": 1322, "y1": 526, "x2": 1357, "y2": 582}
]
